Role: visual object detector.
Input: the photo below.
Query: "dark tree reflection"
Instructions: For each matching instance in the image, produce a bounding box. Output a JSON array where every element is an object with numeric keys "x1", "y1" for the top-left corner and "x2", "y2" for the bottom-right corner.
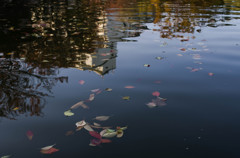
[{"x1": 0, "y1": 59, "x2": 68, "y2": 119}]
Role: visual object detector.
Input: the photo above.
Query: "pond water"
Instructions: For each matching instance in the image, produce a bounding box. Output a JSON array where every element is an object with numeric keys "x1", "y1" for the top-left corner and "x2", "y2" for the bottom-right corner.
[{"x1": 0, "y1": 0, "x2": 240, "y2": 157}]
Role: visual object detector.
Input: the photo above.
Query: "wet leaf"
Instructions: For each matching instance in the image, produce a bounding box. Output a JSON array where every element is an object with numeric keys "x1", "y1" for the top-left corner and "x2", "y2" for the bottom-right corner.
[
  {"x1": 180, "y1": 48, "x2": 186, "y2": 51},
  {"x1": 79, "y1": 80, "x2": 85, "y2": 85},
  {"x1": 144, "y1": 64, "x2": 150, "y2": 67},
  {"x1": 152, "y1": 97, "x2": 167, "y2": 106},
  {"x1": 208, "y1": 72, "x2": 214, "y2": 76},
  {"x1": 26, "y1": 130, "x2": 33, "y2": 140},
  {"x1": 93, "y1": 122, "x2": 101, "y2": 126},
  {"x1": 155, "y1": 56, "x2": 164, "y2": 60},
  {"x1": 89, "y1": 131, "x2": 102, "y2": 139},
  {"x1": 122, "y1": 96, "x2": 130, "y2": 100},
  {"x1": 13, "y1": 107, "x2": 19, "y2": 111},
  {"x1": 84, "y1": 124, "x2": 94, "y2": 131},
  {"x1": 88, "y1": 94, "x2": 95, "y2": 101},
  {"x1": 64, "y1": 110, "x2": 74, "y2": 117},
  {"x1": 94, "y1": 116, "x2": 110, "y2": 121},
  {"x1": 71, "y1": 101, "x2": 88, "y2": 109},
  {"x1": 41, "y1": 144, "x2": 56, "y2": 150},
  {"x1": 152, "y1": 91, "x2": 160, "y2": 97},
  {"x1": 89, "y1": 139, "x2": 101, "y2": 146},
  {"x1": 105, "y1": 88, "x2": 112, "y2": 92},
  {"x1": 40, "y1": 147, "x2": 59, "y2": 154},
  {"x1": 1, "y1": 155, "x2": 11, "y2": 158},
  {"x1": 146, "y1": 102, "x2": 157, "y2": 108},
  {"x1": 102, "y1": 131, "x2": 117, "y2": 138},
  {"x1": 101, "y1": 139, "x2": 112, "y2": 143},
  {"x1": 91, "y1": 89, "x2": 100, "y2": 93},
  {"x1": 124, "y1": 86, "x2": 135, "y2": 89},
  {"x1": 76, "y1": 120, "x2": 86, "y2": 127}
]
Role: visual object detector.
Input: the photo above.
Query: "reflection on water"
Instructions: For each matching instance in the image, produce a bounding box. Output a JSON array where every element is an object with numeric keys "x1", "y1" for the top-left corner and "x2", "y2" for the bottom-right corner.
[{"x1": 0, "y1": 0, "x2": 239, "y2": 119}]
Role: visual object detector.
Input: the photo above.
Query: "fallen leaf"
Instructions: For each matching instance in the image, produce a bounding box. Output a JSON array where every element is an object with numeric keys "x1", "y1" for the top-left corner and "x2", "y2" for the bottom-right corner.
[
  {"x1": 1, "y1": 155, "x2": 11, "y2": 158},
  {"x1": 152, "y1": 91, "x2": 160, "y2": 97},
  {"x1": 124, "y1": 86, "x2": 135, "y2": 89},
  {"x1": 64, "y1": 110, "x2": 74, "y2": 117},
  {"x1": 41, "y1": 144, "x2": 56, "y2": 151},
  {"x1": 122, "y1": 96, "x2": 130, "y2": 100},
  {"x1": 101, "y1": 139, "x2": 112, "y2": 143},
  {"x1": 146, "y1": 102, "x2": 157, "y2": 108},
  {"x1": 76, "y1": 120, "x2": 86, "y2": 127},
  {"x1": 105, "y1": 88, "x2": 112, "y2": 92},
  {"x1": 89, "y1": 131, "x2": 102, "y2": 139},
  {"x1": 155, "y1": 56, "x2": 164, "y2": 60},
  {"x1": 152, "y1": 97, "x2": 167, "y2": 106},
  {"x1": 94, "y1": 116, "x2": 110, "y2": 121},
  {"x1": 91, "y1": 89, "x2": 100, "y2": 93},
  {"x1": 26, "y1": 130, "x2": 34, "y2": 140},
  {"x1": 93, "y1": 122, "x2": 101, "y2": 126},
  {"x1": 177, "y1": 54, "x2": 183, "y2": 56},
  {"x1": 84, "y1": 124, "x2": 94, "y2": 131},
  {"x1": 144, "y1": 64, "x2": 150, "y2": 67},
  {"x1": 180, "y1": 48, "x2": 186, "y2": 51},
  {"x1": 208, "y1": 72, "x2": 214, "y2": 76},
  {"x1": 13, "y1": 107, "x2": 19, "y2": 111},
  {"x1": 71, "y1": 101, "x2": 88, "y2": 109},
  {"x1": 79, "y1": 80, "x2": 85, "y2": 85},
  {"x1": 88, "y1": 94, "x2": 95, "y2": 101},
  {"x1": 89, "y1": 139, "x2": 101, "y2": 146},
  {"x1": 102, "y1": 131, "x2": 117, "y2": 138},
  {"x1": 40, "y1": 147, "x2": 59, "y2": 154}
]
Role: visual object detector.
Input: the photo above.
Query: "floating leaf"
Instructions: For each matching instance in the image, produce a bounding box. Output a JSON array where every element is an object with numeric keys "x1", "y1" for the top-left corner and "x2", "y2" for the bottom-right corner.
[
  {"x1": 89, "y1": 131, "x2": 102, "y2": 139},
  {"x1": 41, "y1": 144, "x2": 56, "y2": 151},
  {"x1": 79, "y1": 80, "x2": 85, "y2": 85},
  {"x1": 105, "y1": 88, "x2": 112, "y2": 92},
  {"x1": 94, "y1": 116, "x2": 110, "y2": 121},
  {"x1": 146, "y1": 102, "x2": 157, "y2": 108},
  {"x1": 155, "y1": 56, "x2": 164, "y2": 60},
  {"x1": 124, "y1": 86, "x2": 135, "y2": 89},
  {"x1": 89, "y1": 139, "x2": 101, "y2": 146},
  {"x1": 180, "y1": 48, "x2": 186, "y2": 51},
  {"x1": 13, "y1": 107, "x2": 19, "y2": 111},
  {"x1": 1, "y1": 155, "x2": 11, "y2": 158},
  {"x1": 26, "y1": 130, "x2": 33, "y2": 140},
  {"x1": 102, "y1": 131, "x2": 117, "y2": 138},
  {"x1": 88, "y1": 94, "x2": 95, "y2": 101},
  {"x1": 91, "y1": 89, "x2": 100, "y2": 93},
  {"x1": 152, "y1": 97, "x2": 167, "y2": 106},
  {"x1": 177, "y1": 54, "x2": 183, "y2": 56},
  {"x1": 84, "y1": 124, "x2": 94, "y2": 131},
  {"x1": 152, "y1": 91, "x2": 160, "y2": 97},
  {"x1": 208, "y1": 72, "x2": 214, "y2": 76},
  {"x1": 144, "y1": 64, "x2": 150, "y2": 67},
  {"x1": 40, "y1": 147, "x2": 59, "y2": 154},
  {"x1": 122, "y1": 96, "x2": 130, "y2": 100},
  {"x1": 64, "y1": 110, "x2": 74, "y2": 117},
  {"x1": 93, "y1": 122, "x2": 101, "y2": 127},
  {"x1": 71, "y1": 101, "x2": 88, "y2": 109},
  {"x1": 76, "y1": 120, "x2": 86, "y2": 127},
  {"x1": 101, "y1": 139, "x2": 112, "y2": 143}
]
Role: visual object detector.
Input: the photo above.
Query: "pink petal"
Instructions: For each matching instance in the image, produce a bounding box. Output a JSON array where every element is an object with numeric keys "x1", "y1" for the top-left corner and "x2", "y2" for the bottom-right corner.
[{"x1": 152, "y1": 91, "x2": 160, "y2": 97}]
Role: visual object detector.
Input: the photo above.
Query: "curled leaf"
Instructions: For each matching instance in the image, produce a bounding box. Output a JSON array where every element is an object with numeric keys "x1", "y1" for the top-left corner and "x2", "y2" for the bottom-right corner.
[
  {"x1": 76, "y1": 120, "x2": 86, "y2": 127},
  {"x1": 122, "y1": 96, "x2": 130, "y2": 100},
  {"x1": 40, "y1": 147, "x2": 59, "y2": 154},
  {"x1": 84, "y1": 124, "x2": 94, "y2": 131},
  {"x1": 41, "y1": 144, "x2": 56, "y2": 150}
]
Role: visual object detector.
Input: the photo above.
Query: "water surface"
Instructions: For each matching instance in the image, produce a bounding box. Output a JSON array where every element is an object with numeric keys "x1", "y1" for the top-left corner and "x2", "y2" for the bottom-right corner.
[{"x1": 0, "y1": 0, "x2": 240, "y2": 157}]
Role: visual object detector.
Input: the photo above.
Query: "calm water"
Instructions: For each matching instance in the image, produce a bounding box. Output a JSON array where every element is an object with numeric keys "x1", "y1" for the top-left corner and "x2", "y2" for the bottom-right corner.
[{"x1": 1, "y1": 0, "x2": 240, "y2": 157}]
